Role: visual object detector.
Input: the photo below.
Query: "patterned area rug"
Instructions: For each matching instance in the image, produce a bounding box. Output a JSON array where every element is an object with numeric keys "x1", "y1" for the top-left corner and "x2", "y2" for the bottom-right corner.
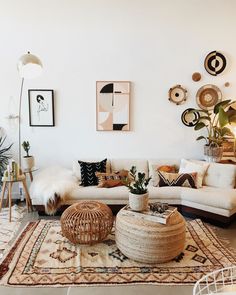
[
  {"x1": 0, "y1": 205, "x2": 26, "y2": 261},
  {"x1": 0, "y1": 219, "x2": 235, "y2": 287}
]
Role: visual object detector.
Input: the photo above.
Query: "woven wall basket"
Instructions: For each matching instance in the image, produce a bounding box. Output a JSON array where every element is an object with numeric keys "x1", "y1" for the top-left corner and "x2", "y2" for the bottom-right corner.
[{"x1": 61, "y1": 201, "x2": 113, "y2": 245}]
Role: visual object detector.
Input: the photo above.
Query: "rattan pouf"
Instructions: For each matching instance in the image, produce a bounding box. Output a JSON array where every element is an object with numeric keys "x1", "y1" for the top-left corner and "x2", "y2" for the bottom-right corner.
[
  {"x1": 115, "y1": 208, "x2": 186, "y2": 263},
  {"x1": 61, "y1": 201, "x2": 113, "y2": 245}
]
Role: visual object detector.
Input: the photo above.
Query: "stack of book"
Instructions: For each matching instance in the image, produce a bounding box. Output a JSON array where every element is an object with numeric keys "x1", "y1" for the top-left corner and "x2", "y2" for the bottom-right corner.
[
  {"x1": 2, "y1": 160, "x2": 20, "y2": 181},
  {"x1": 120, "y1": 204, "x2": 177, "y2": 224}
]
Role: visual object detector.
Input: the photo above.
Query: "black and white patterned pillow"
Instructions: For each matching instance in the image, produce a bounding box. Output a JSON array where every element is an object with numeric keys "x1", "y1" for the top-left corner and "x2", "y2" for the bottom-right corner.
[{"x1": 78, "y1": 159, "x2": 107, "y2": 186}]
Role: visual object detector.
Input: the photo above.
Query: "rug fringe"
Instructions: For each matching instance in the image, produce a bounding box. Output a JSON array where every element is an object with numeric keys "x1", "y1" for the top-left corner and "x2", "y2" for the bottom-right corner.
[{"x1": 203, "y1": 220, "x2": 236, "y2": 256}]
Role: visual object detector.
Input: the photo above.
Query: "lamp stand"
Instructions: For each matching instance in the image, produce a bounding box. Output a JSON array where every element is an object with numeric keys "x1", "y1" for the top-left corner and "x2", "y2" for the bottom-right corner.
[{"x1": 18, "y1": 77, "x2": 24, "y2": 168}]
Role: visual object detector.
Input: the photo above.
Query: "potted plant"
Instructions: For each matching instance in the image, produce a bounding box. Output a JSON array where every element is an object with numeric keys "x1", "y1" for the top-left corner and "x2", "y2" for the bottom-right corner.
[
  {"x1": 189, "y1": 100, "x2": 236, "y2": 162},
  {"x1": 22, "y1": 141, "x2": 35, "y2": 170},
  {"x1": 124, "y1": 166, "x2": 151, "y2": 212},
  {"x1": 0, "y1": 135, "x2": 12, "y2": 186}
]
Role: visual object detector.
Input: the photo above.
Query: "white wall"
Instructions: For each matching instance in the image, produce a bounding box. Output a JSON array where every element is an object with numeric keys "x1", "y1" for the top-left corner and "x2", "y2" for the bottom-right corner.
[{"x1": 0, "y1": 0, "x2": 236, "y2": 169}]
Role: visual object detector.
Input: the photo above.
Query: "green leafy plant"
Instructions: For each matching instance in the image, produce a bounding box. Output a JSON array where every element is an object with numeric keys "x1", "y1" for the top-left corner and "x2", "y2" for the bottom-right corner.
[
  {"x1": 0, "y1": 136, "x2": 13, "y2": 182},
  {"x1": 22, "y1": 141, "x2": 31, "y2": 157},
  {"x1": 123, "y1": 166, "x2": 151, "y2": 195},
  {"x1": 189, "y1": 100, "x2": 236, "y2": 146}
]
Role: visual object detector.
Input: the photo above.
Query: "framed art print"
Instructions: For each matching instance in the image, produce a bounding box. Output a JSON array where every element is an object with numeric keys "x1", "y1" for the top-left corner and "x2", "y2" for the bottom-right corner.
[
  {"x1": 28, "y1": 89, "x2": 55, "y2": 127},
  {"x1": 96, "y1": 81, "x2": 130, "y2": 131}
]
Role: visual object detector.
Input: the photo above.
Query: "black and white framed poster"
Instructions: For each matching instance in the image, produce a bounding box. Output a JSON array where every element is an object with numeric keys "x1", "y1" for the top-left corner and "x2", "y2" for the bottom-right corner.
[{"x1": 28, "y1": 89, "x2": 55, "y2": 127}]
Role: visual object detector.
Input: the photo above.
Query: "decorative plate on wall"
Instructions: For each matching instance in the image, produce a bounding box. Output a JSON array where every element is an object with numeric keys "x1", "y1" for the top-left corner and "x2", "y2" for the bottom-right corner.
[
  {"x1": 204, "y1": 51, "x2": 227, "y2": 76},
  {"x1": 196, "y1": 84, "x2": 222, "y2": 110},
  {"x1": 168, "y1": 85, "x2": 187, "y2": 105},
  {"x1": 192, "y1": 72, "x2": 201, "y2": 82},
  {"x1": 181, "y1": 108, "x2": 200, "y2": 127}
]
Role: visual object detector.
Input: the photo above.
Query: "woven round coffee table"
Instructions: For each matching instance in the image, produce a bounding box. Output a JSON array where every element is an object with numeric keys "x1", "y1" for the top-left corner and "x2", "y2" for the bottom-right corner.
[
  {"x1": 61, "y1": 201, "x2": 113, "y2": 245},
  {"x1": 115, "y1": 208, "x2": 186, "y2": 264}
]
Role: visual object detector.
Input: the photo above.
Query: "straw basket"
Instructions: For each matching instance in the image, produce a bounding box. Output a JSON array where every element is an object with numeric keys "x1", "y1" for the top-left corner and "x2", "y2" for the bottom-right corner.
[
  {"x1": 115, "y1": 209, "x2": 186, "y2": 263},
  {"x1": 61, "y1": 201, "x2": 113, "y2": 245}
]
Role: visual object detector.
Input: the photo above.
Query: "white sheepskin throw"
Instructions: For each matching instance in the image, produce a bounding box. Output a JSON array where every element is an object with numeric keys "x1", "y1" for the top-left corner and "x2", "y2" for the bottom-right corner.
[{"x1": 30, "y1": 166, "x2": 78, "y2": 215}]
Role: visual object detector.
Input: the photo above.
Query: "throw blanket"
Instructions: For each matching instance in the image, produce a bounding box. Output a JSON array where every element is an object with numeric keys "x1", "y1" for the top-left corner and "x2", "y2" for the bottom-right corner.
[{"x1": 30, "y1": 166, "x2": 78, "y2": 215}]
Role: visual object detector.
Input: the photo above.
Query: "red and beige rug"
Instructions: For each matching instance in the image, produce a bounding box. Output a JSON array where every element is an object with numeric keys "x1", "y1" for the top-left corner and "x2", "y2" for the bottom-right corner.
[{"x1": 0, "y1": 219, "x2": 235, "y2": 287}]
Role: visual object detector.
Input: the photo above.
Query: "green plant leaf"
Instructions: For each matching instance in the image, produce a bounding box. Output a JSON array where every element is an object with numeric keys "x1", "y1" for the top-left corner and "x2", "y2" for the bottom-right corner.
[
  {"x1": 221, "y1": 127, "x2": 233, "y2": 137},
  {"x1": 194, "y1": 122, "x2": 207, "y2": 130},
  {"x1": 214, "y1": 100, "x2": 231, "y2": 114},
  {"x1": 218, "y1": 106, "x2": 229, "y2": 127},
  {"x1": 196, "y1": 136, "x2": 207, "y2": 141}
]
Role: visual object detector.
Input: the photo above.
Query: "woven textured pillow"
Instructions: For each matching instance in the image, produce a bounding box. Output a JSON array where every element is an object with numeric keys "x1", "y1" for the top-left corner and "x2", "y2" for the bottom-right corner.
[
  {"x1": 96, "y1": 170, "x2": 129, "y2": 188},
  {"x1": 157, "y1": 171, "x2": 197, "y2": 188},
  {"x1": 78, "y1": 159, "x2": 107, "y2": 186}
]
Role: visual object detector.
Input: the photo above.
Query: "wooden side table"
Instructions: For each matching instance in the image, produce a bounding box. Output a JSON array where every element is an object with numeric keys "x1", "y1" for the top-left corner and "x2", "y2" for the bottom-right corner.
[
  {"x1": 0, "y1": 175, "x2": 33, "y2": 222},
  {"x1": 23, "y1": 167, "x2": 38, "y2": 182}
]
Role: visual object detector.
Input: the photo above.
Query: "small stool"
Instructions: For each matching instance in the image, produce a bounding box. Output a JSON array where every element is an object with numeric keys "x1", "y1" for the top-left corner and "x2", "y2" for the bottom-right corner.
[
  {"x1": 0, "y1": 175, "x2": 33, "y2": 222},
  {"x1": 23, "y1": 167, "x2": 38, "y2": 182},
  {"x1": 61, "y1": 201, "x2": 114, "y2": 245}
]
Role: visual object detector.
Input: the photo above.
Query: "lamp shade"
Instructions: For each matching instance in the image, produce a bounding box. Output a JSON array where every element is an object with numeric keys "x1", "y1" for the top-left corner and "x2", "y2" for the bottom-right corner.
[{"x1": 17, "y1": 52, "x2": 43, "y2": 79}]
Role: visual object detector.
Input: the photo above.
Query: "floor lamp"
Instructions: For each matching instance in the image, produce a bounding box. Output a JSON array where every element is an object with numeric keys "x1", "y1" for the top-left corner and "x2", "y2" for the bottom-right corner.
[{"x1": 17, "y1": 52, "x2": 43, "y2": 168}]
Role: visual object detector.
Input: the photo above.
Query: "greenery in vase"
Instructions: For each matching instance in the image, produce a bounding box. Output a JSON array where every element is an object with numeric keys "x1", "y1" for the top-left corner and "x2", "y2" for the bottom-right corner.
[
  {"x1": 190, "y1": 100, "x2": 236, "y2": 146},
  {"x1": 123, "y1": 166, "x2": 151, "y2": 195},
  {"x1": 0, "y1": 136, "x2": 13, "y2": 184},
  {"x1": 22, "y1": 141, "x2": 31, "y2": 157}
]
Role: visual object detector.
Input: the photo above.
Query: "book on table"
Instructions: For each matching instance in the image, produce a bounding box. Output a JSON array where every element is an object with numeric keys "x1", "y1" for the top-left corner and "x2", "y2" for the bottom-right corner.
[{"x1": 120, "y1": 204, "x2": 177, "y2": 224}]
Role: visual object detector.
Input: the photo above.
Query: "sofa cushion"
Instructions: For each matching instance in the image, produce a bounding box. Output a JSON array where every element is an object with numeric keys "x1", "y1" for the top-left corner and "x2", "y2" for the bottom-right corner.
[
  {"x1": 96, "y1": 170, "x2": 128, "y2": 188},
  {"x1": 78, "y1": 159, "x2": 107, "y2": 186},
  {"x1": 72, "y1": 159, "x2": 111, "y2": 180},
  {"x1": 181, "y1": 186, "x2": 236, "y2": 210},
  {"x1": 70, "y1": 185, "x2": 129, "y2": 200},
  {"x1": 148, "y1": 186, "x2": 182, "y2": 200},
  {"x1": 148, "y1": 159, "x2": 180, "y2": 178},
  {"x1": 157, "y1": 171, "x2": 198, "y2": 188},
  {"x1": 179, "y1": 159, "x2": 209, "y2": 188},
  {"x1": 69, "y1": 185, "x2": 182, "y2": 201},
  {"x1": 148, "y1": 159, "x2": 180, "y2": 187},
  {"x1": 203, "y1": 162, "x2": 236, "y2": 189},
  {"x1": 110, "y1": 159, "x2": 148, "y2": 177}
]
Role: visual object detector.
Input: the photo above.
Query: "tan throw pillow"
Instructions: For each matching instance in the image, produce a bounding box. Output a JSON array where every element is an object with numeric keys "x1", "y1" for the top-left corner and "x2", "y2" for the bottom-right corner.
[
  {"x1": 96, "y1": 170, "x2": 129, "y2": 188},
  {"x1": 157, "y1": 171, "x2": 198, "y2": 188},
  {"x1": 157, "y1": 165, "x2": 177, "y2": 173}
]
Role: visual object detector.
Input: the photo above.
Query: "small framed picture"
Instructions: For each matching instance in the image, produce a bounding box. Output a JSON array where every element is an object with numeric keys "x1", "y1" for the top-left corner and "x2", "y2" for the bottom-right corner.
[{"x1": 28, "y1": 89, "x2": 55, "y2": 127}]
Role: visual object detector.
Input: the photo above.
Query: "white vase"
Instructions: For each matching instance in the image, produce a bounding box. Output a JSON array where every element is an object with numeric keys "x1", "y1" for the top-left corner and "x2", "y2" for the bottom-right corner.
[
  {"x1": 129, "y1": 192, "x2": 149, "y2": 212},
  {"x1": 22, "y1": 156, "x2": 35, "y2": 170}
]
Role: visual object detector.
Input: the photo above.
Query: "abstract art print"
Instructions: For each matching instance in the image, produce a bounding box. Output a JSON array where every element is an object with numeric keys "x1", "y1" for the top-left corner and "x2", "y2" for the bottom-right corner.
[
  {"x1": 28, "y1": 89, "x2": 55, "y2": 127},
  {"x1": 96, "y1": 81, "x2": 130, "y2": 131}
]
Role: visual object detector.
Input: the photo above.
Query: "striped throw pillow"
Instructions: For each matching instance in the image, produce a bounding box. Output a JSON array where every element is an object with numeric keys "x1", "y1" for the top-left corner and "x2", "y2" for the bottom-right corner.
[{"x1": 96, "y1": 170, "x2": 129, "y2": 188}]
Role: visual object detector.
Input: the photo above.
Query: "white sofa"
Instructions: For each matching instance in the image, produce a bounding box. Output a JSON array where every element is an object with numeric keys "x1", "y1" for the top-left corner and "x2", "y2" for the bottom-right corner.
[{"x1": 31, "y1": 158, "x2": 236, "y2": 224}]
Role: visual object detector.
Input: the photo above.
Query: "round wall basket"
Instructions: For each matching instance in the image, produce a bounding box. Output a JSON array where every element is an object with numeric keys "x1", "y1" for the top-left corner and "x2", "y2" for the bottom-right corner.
[
  {"x1": 181, "y1": 108, "x2": 200, "y2": 127},
  {"x1": 196, "y1": 84, "x2": 222, "y2": 110},
  {"x1": 204, "y1": 51, "x2": 227, "y2": 76},
  {"x1": 168, "y1": 85, "x2": 187, "y2": 105}
]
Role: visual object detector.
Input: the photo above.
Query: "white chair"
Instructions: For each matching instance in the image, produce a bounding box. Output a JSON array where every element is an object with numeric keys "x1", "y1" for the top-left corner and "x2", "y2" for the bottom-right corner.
[{"x1": 193, "y1": 266, "x2": 236, "y2": 295}]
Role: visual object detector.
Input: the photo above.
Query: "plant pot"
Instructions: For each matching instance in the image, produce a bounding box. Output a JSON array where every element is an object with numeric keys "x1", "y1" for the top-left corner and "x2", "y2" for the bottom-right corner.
[
  {"x1": 204, "y1": 145, "x2": 223, "y2": 163},
  {"x1": 129, "y1": 192, "x2": 149, "y2": 212},
  {"x1": 22, "y1": 156, "x2": 35, "y2": 170}
]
